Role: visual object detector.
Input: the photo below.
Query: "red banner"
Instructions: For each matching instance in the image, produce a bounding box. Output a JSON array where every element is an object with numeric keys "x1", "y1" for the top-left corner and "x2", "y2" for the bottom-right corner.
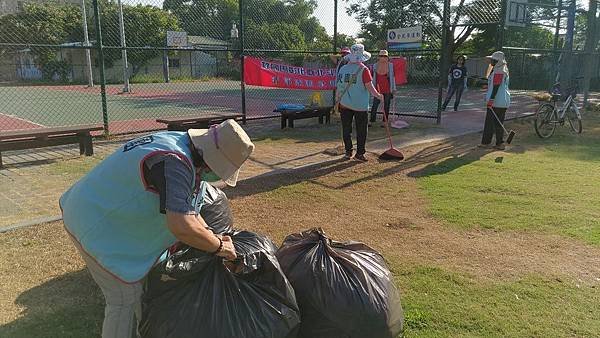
[
  {"x1": 368, "y1": 58, "x2": 408, "y2": 86},
  {"x1": 391, "y1": 58, "x2": 408, "y2": 85},
  {"x1": 243, "y1": 56, "x2": 408, "y2": 90},
  {"x1": 243, "y1": 57, "x2": 336, "y2": 90}
]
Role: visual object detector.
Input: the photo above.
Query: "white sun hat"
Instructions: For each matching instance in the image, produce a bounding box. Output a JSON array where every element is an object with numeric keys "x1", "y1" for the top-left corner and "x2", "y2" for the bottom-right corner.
[
  {"x1": 347, "y1": 43, "x2": 371, "y2": 63},
  {"x1": 486, "y1": 51, "x2": 505, "y2": 61}
]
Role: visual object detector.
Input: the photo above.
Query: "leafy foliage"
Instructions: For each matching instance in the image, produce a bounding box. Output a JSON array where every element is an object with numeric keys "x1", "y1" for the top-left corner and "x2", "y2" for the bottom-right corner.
[
  {"x1": 0, "y1": 3, "x2": 83, "y2": 76},
  {"x1": 99, "y1": 1, "x2": 180, "y2": 75}
]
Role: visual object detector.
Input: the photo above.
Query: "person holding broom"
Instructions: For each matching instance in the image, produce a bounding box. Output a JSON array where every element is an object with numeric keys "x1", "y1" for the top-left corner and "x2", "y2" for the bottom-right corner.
[
  {"x1": 479, "y1": 51, "x2": 511, "y2": 150},
  {"x1": 336, "y1": 43, "x2": 384, "y2": 161},
  {"x1": 59, "y1": 119, "x2": 254, "y2": 338}
]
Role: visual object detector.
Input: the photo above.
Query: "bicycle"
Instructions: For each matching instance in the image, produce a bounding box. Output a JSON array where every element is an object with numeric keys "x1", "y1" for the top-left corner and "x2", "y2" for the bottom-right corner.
[{"x1": 534, "y1": 77, "x2": 583, "y2": 138}]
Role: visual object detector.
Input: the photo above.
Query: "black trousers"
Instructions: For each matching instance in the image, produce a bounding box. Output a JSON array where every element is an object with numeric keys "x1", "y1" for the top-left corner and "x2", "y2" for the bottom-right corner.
[
  {"x1": 340, "y1": 107, "x2": 368, "y2": 155},
  {"x1": 442, "y1": 84, "x2": 464, "y2": 110},
  {"x1": 481, "y1": 107, "x2": 507, "y2": 145},
  {"x1": 369, "y1": 93, "x2": 393, "y2": 122}
]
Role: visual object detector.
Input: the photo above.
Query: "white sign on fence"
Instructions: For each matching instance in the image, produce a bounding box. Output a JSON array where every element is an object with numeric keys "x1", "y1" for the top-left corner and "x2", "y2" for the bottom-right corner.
[
  {"x1": 387, "y1": 26, "x2": 422, "y2": 50},
  {"x1": 167, "y1": 31, "x2": 188, "y2": 47}
]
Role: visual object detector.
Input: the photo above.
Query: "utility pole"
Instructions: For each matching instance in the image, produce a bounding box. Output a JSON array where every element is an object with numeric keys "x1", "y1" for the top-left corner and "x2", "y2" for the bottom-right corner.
[
  {"x1": 437, "y1": 0, "x2": 451, "y2": 124},
  {"x1": 559, "y1": 0, "x2": 576, "y2": 82},
  {"x1": 81, "y1": 0, "x2": 94, "y2": 87},
  {"x1": 582, "y1": 0, "x2": 598, "y2": 106},
  {"x1": 239, "y1": 0, "x2": 246, "y2": 124},
  {"x1": 117, "y1": 0, "x2": 130, "y2": 93}
]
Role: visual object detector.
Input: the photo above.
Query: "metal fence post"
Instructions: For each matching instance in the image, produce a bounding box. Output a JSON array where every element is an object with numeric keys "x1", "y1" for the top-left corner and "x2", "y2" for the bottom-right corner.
[
  {"x1": 81, "y1": 0, "x2": 94, "y2": 87},
  {"x1": 117, "y1": 0, "x2": 130, "y2": 93},
  {"x1": 163, "y1": 50, "x2": 170, "y2": 83},
  {"x1": 559, "y1": 0, "x2": 576, "y2": 82},
  {"x1": 332, "y1": 0, "x2": 338, "y2": 107},
  {"x1": 92, "y1": 0, "x2": 109, "y2": 135},
  {"x1": 496, "y1": 0, "x2": 508, "y2": 51},
  {"x1": 239, "y1": 0, "x2": 247, "y2": 124},
  {"x1": 553, "y1": 0, "x2": 563, "y2": 82},
  {"x1": 437, "y1": 0, "x2": 451, "y2": 124}
]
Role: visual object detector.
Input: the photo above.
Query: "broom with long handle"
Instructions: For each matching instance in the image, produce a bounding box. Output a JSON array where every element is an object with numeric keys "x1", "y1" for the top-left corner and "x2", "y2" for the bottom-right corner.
[
  {"x1": 378, "y1": 96, "x2": 404, "y2": 161},
  {"x1": 489, "y1": 106, "x2": 516, "y2": 144}
]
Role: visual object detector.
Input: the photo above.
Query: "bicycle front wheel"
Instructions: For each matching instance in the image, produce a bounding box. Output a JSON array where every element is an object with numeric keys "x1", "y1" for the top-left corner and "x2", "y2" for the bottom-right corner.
[
  {"x1": 567, "y1": 104, "x2": 583, "y2": 134},
  {"x1": 534, "y1": 103, "x2": 557, "y2": 138}
]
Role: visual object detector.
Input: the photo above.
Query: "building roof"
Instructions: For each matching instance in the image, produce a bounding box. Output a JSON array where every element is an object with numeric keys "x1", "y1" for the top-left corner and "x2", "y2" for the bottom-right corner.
[{"x1": 187, "y1": 35, "x2": 230, "y2": 47}]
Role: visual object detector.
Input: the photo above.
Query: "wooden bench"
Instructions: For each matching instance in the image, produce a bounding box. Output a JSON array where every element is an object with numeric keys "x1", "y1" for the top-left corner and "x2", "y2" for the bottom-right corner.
[
  {"x1": 276, "y1": 106, "x2": 332, "y2": 129},
  {"x1": 0, "y1": 124, "x2": 104, "y2": 167},
  {"x1": 156, "y1": 113, "x2": 243, "y2": 131}
]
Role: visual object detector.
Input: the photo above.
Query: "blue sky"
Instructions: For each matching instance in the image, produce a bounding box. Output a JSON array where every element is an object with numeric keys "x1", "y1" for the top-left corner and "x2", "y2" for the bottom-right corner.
[{"x1": 313, "y1": 0, "x2": 362, "y2": 36}]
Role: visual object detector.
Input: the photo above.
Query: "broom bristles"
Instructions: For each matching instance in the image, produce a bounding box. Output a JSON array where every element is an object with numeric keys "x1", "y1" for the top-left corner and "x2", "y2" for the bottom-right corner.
[
  {"x1": 379, "y1": 148, "x2": 404, "y2": 161},
  {"x1": 506, "y1": 131, "x2": 516, "y2": 144}
]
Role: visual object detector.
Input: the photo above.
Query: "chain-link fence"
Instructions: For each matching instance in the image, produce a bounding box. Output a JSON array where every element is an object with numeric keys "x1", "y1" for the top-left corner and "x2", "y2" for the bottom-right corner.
[
  {"x1": 499, "y1": 0, "x2": 600, "y2": 119},
  {"x1": 0, "y1": 0, "x2": 495, "y2": 134},
  {"x1": 0, "y1": 0, "x2": 341, "y2": 134},
  {"x1": 8, "y1": 0, "x2": 575, "y2": 135}
]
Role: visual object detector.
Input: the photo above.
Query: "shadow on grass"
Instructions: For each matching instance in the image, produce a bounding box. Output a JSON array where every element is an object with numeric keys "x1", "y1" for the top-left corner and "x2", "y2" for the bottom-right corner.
[
  {"x1": 226, "y1": 157, "x2": 362, "y2": 198},
  {"x1": 323, "y1": 138, "x2": 484, "y2": 190},
  {"x1": 0, "y1": 270, "x2": 103, "y2": 338},
  {"x1": 510, "y1": 119, "x2": 600, "y2": 162},
  {"x1": 226, "y1": 137, "x2": 488, "y2": 196},
  {"x1": 250, "y1": 118, "x2": 431, "y2": 144},
  {"x1": 407, "y1": 151, "x2": 487, "y2": 178}
]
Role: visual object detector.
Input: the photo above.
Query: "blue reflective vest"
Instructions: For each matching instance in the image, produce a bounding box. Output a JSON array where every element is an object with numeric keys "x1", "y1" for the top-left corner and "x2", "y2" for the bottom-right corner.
[
  {"x1": 486, "y1": 70, "x2": 511, "y2": 108},
  {"x1": 337, "y1": 62, "x2": 370, "y2": 111},
  {"x1": 60, "y1": 132, "x2": 197, "y2": 283}
]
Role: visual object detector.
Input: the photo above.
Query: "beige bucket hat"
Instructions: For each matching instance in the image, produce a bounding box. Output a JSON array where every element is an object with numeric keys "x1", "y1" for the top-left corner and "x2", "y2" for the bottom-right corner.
[{"x1": 188, "y1": 119, "x2": 254, "y2": 187}]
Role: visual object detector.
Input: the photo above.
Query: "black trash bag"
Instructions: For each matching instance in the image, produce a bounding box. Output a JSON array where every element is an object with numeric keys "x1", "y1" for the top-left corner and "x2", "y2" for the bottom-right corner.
[
  {"x1": 141, "y1": 231, "x2": 300, "y2": 338},
  {"x1": 276, "y1": 228, "x2": 404, "y2": 338},
  {"x1": 197, "y1": 182, "x2": 234, "y2": 234}
]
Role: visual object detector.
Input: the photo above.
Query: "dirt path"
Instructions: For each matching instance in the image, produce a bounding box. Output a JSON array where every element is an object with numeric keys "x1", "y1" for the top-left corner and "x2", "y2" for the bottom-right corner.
[{"x1": 230, "y1": 131, "x2": 600, "y2": 286}]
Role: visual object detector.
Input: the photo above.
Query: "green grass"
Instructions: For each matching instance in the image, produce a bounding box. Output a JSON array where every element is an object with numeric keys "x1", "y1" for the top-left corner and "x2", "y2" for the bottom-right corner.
[
  {"x1": 46, "y1": 156, "x2": 104, "y2": 177},
  {"x1": 0, "y1": 270, "x2": 104, "y2": 338},
  {"x1": 415, "y1": 121, "x2": 600, "y2": 245},
  {"x1": 394, "y1": 263, "x2": 600, "y2": 338}
]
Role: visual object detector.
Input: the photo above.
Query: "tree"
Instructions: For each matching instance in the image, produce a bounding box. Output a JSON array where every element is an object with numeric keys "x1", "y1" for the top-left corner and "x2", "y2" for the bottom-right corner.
[
  {"x1": 335, "y1": 33, "x2": 357, "y2": 49},
  {"x1": 346, "y1": 0, "x2": 496, "y2": 53},
  {"x1": 0, "y1": 3, "x2": 83, "y2": 79},
  {"x1": 460, "y1": 25, "x2": 554, "y2": 56},
  {"x1": 99, "y1": 1, "x2": 180, "y2": 76},
  {"x1": 163, "y1": 0, "x2": 238, "y2": 41},
  {"x1": 0, "y1": 1, "x2": 180, "y2": 79},
  {"x1": 245, "y1": 21, "x2": 306, "y2": 50},
  {"x1": 164, "y1": 0, "x2": 330, "y2": 50}
]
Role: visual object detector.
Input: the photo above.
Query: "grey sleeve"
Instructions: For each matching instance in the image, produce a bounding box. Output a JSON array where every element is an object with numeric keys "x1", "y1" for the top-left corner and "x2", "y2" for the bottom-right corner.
[{"x1": 144, "y1": 154, "x2": 196, "y2": 215}]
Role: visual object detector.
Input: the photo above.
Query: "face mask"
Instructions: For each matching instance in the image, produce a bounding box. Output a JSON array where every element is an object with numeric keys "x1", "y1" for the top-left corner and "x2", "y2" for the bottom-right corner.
[
  {"x1": 201, "y1": 171, "x2": 221, "y2": 182},
  {"x1": 491, "y1": 60, "x2": 498, "y2": 66}
]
